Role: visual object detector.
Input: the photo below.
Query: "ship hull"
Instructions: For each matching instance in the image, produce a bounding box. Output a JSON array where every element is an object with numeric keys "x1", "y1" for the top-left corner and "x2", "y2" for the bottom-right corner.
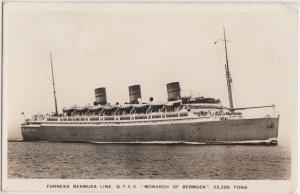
[{"x1": 21, "y1": 117, "x2": 279, "y2": 144}]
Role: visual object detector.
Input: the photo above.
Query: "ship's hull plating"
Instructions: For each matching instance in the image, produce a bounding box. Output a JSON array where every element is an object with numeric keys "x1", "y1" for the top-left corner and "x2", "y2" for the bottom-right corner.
[{"x1": 21, "y1": 117, "x2": 279, "y2": 144}]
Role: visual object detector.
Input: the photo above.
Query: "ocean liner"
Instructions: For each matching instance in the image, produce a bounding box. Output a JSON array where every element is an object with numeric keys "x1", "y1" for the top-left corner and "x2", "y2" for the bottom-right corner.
[{"x1": 21, "y1": 29, "x2": 279, "y2": 144}]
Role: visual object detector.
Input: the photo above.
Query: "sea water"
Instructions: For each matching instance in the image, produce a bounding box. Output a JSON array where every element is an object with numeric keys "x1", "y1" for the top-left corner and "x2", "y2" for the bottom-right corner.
[{"x1": 8, "y1": 142, "x2": 290, "y2": 179}]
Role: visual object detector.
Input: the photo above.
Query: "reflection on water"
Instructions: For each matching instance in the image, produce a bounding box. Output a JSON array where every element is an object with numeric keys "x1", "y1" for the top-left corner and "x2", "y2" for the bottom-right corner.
[{"x1": 8, "y1": 142, "x2": 290, "y2": 179}]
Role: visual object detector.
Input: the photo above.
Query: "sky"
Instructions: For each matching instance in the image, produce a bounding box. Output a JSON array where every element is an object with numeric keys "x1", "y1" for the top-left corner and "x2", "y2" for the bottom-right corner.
[{"x1": 3, "y1": 2, "x2": 298, "y2": 142}]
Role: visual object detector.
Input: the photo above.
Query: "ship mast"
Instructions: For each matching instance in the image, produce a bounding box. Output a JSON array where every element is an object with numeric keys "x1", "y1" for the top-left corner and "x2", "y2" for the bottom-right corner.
[
  {"x1": 50, "y1": 52, "x2": 58, "y2": 116},
  {"x1": 223, "y1": 27, "x2": 234, "y2": 111}
]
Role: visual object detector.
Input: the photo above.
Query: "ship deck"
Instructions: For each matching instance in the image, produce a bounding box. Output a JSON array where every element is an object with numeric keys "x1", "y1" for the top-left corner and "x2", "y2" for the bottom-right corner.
[{"x1": 22, "y1": 111, "x2": 278, "y2": 127}]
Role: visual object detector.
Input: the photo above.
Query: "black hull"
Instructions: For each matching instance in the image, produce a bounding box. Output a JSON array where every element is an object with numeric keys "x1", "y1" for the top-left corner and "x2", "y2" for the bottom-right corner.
[{"x1": 21, "y1": 117, "x2": 279, "y2": 144}]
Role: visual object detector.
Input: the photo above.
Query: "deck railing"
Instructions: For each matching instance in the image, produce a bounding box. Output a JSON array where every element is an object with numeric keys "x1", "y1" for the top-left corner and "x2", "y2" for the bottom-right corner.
[{"x1": 31, "y1": 111, "x2": 192, "y2": 123}]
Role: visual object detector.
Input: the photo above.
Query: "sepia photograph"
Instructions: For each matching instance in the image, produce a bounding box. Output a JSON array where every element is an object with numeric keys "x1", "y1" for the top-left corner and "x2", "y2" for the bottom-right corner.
[{"x1": 1, "y1": 1, "x2": 298, "y2": 193}]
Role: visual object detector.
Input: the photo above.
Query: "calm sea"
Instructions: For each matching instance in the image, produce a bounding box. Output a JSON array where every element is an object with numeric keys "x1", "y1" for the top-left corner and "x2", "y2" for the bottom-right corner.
[{"x1": 8, "y1": 142, "x2": 290, "y2": 179}]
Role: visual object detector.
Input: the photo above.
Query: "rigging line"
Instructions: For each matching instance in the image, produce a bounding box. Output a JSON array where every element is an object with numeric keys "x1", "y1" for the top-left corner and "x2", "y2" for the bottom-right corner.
[
  {"x1": 223, "y1": 27, "x2": 234, "y2": 110},
  {"x1": 36, "y1": 88, "x2": 46, "y2": 115},
  {"x1": 212, "y1": 41, "x2": 223, "y2": 97},
  {"x1": 281, "y1": 3, "x2": 298, "y2": 13},
  {"x1": 36, "y1": 73, "x2": 52, "y2": 115},
  {"x1": 221, "y1": 81, "x2": 227, "y2": 107},
  {"x1": 231, "y1": 81, "x2": 240, "y2": 108}
]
